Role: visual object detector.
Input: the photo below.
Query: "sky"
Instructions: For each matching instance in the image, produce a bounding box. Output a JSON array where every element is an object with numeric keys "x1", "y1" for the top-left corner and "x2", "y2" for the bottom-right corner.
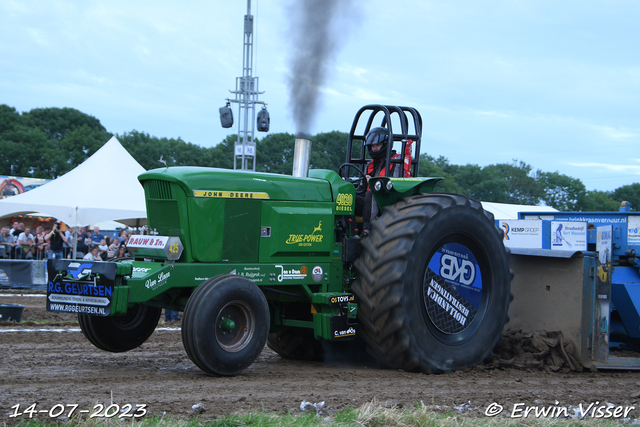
[{"x1": 1, "y1": 0, "x2": 639, "y2": 193}]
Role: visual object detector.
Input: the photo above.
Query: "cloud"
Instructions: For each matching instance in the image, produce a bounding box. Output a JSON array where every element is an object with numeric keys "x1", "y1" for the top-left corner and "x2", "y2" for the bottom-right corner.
[
  {"x1": 336, "y1": 64, "x2": 369, "y2": 81},
  {"x1": 351, "y1": 88, "x2": 386, "y2": 102},
  {"x1": 25, "y1": 28, "x2": 50, "y2": 46},
  {"x1": 319, "y1": 85, "x2": 384, "y2": 102},
  {"x1": 475, "y1": 110, "x2": 513, "y2": 119},
  {"x1": 567, "y1": 160, "x2": 640, "y2": 174},
  {"x1": 592, "y1": 125, "x2": 639, "y2": 140}
]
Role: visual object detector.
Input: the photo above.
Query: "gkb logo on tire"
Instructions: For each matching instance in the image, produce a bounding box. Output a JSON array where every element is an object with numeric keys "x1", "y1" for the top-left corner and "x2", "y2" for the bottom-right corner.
[{"x1": 439, "y1": 254, "x2": 475, "y2": 285}]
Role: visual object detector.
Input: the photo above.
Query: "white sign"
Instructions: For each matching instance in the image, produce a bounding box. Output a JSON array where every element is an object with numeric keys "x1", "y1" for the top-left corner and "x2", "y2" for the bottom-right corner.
[
  {"x1": 127, "y1": 236, "x2": 169, "y2": 249},
  {"x1": 629, "y1": 216, "x2": 640, "y2": 245},
  {"x1": 127, "y1": 236, "x2": 183, "y2": 260},
  {"x1": 597, "y1": 225, "x2": 613, "y2": 266},
  {"x1": 551, "y1": 221, "x2": 587, "y2": 251},
  {"x1": 498, "y1": 220, "x2": 543, "y2": 249},
  {"x1": 235, "y1": 145, "x2": 256, "y2": 156},
  {"x1": 48, "y1": 294, "x2": 110, "y2": 306}
]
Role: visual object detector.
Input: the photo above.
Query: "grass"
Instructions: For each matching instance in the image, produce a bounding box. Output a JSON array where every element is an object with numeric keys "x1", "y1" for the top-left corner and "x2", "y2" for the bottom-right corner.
[{"x1": 4, "y1": 400, "x2": 633, "y2": 427}]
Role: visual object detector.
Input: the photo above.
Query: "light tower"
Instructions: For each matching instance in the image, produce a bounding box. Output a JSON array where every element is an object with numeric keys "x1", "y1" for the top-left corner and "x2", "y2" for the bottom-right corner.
[{"x1": 219, "y1": 0, "x2": 269, "y2": 171}]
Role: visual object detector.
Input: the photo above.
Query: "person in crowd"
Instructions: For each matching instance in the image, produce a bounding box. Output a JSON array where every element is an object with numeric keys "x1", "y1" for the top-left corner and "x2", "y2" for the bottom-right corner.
[
  {"x1": 46, "y1": 222, "x2": 69, "y2": 259},
  {"x1": 23, "y1": 237, "x2": 36, "y2": 259},
  {"x1": 0, "y1": 227, "x2": 12, "y2": 258},
  {"x1": 90, "y1": 226, "x2": 105, "y2": 246},
  {"x1": 17, "y1": 226, "x2": 35, "y2": 259},
  {"x1": 83, "y1": 245, "x2": 101, "y2": 261},
  {"x1": 75, "y1": 226, "x2": 89, "y2": 259},
  {"x1": 35, "y1": 226, "x2": 49, "y2": 260},
  {"x1": 0, "y1": 227, "x2": 6, "y2": 258},
  {"x1": 5, "y1": 226, "x2": 20, "y2": 258},
  {"x1": 10, "y1": 221, "x2": 22, "y2": 238},
  {"x1": 62, "y1": 226, "x2": 73, "y2": 258},
  {"x1": 114, "y1": 244, "x2": 129, "y2": 259},
  {"x1": 108, "y1": 237, "x2": 121, "y2": 253},
  {"x1": 98, "y1": 238, "x2": 109, "y2": 260},
  {"x1": 119, "y1": 229, "x2": 129, "y2": 245}
]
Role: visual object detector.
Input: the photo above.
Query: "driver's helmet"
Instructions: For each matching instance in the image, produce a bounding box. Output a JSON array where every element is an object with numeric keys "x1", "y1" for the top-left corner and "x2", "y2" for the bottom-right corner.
[{"x1": 364, "y1": 127, "x2": 389, "y2": 159}]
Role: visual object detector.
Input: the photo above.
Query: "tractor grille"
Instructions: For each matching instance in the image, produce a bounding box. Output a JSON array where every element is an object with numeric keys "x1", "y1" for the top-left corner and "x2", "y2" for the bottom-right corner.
[{"x1": 144, "y1": 180, "x2": 173, "y2": 200}]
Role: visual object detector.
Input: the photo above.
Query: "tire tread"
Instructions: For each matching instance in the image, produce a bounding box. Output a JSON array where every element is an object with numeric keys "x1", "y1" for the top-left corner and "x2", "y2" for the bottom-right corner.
[{"x1": 353, "y1": 193, "x2": 512, "y2": 373}]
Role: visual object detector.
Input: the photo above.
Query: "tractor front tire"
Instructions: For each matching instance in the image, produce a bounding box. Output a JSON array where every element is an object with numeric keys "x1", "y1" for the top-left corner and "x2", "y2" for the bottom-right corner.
[
  {"x1": 78, "y1": 304, "x2": 161, "y2": 352},
  {"x1": 352, "y1": 193, "x2": 512, "y2": 373},
  {"x1": 182, "y1": 275, "x2": 270, "y2": 376}
]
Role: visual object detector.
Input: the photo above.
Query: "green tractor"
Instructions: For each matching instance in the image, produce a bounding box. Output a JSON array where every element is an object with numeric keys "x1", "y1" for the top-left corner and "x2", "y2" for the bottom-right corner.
[{"x1": 46, "y1": 105, "x2": 512, "y2": 375}]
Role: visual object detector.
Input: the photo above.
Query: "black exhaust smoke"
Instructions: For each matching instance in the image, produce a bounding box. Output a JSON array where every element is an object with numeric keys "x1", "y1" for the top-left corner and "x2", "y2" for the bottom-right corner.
[{"x1": 286, "y1": 0, "x2": 360, "y2": 137}]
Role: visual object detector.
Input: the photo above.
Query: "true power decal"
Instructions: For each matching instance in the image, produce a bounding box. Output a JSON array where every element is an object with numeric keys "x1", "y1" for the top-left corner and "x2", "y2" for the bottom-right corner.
[{"x1": 424, "y1": 243, "x2": 482, "y2": 334}]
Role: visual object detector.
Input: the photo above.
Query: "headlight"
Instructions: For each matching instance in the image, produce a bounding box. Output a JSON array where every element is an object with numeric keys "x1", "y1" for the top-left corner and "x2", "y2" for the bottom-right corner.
[
  {"x1": 373, "y1": 180, "x2": 383, "y2": 192},
  {"x1": 386, "y1": 180, "x2": 393, "y2": 191}
]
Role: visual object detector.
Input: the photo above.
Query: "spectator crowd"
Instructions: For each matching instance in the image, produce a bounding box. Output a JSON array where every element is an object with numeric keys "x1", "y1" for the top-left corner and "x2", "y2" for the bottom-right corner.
[{"x1": 0, "y1": 221, "x2": 136, "y2": 261}]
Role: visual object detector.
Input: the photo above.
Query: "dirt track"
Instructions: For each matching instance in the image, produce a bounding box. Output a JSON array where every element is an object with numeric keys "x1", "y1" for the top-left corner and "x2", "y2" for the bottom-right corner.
[{"x1": 2, "y1": 291, "x2": 640, "y2": 424}]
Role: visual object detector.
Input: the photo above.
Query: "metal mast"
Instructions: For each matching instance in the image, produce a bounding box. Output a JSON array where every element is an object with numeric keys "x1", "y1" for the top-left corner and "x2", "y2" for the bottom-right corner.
[{"x1": 227, "y1": 0, "x2": 265, "y2": 171}]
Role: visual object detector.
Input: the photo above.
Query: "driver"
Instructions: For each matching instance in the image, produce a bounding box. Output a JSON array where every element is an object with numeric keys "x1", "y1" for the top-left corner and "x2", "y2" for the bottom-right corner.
[{"x1": 356, "y1": 127, "x2": 412, "y2": 237}]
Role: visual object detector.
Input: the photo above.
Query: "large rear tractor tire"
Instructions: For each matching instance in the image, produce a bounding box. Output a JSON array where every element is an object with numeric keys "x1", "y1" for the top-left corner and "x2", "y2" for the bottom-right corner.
[
  {"x1": 181, "y1": 275, "x2": 270, "y2": 376},
  {"x1": 78, "y1": 304, "x2": 161, "y2": 352},
  {"x1": 352, "y1": 193, "x2": 512, "y2": 373}
]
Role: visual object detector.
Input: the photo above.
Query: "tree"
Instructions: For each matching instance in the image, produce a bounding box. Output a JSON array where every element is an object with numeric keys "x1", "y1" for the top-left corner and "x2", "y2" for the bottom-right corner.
[
  {"x1": 0, "y1": 106, "x2": 112, "y2": 179},
  {"x1": 117, "y1": 130, "x2": 166, "y2": 170},
  {"x1": 0, "y1": 127, "x2": 50, "y2": 176},
  {"x1": 309, "y1": 131, "x2": 348, "y2": 171},
  {"x1": 0, "y1": 105, "x2": 47, "y2": 177},
  {"x1": 0, "y1": 104, "x2": 25, "y2": 135},
  {"x1": 256, "y1": 133, "x2": 296, "y2": 174},
  {"x1": 48, "y1": 124, "x2": 109, "y2": 175},
  {"x1": 26, "y1": 107, "x2": 107, "y2": 140},
  {"x1": 440, "y1": 163, "x2": 510, "y2": 202},
  {"x1": 418, "y1": 153, "x2": 460, "y2": 193},
  {"x1": 209, "y1": 135, "x2": 236, "y2": 169},
  {"x1": 482, "y1": 160, "x2": 542, "y2": 205},
  {"x1": 611, "y1": 183, "x2": 640, "y2": 211},
  {"x1": 580, "y1": 190, "x2": 619, "y2": 212},
  {"x1": 537, "y1": 171, "x2": 587, "y2": 211},
  {"x1": 468, "y1": 166, "x2": 513, "y2": 202},
  {"x1": 117, "y1": 130, "x2": 213, "y2": 170}
]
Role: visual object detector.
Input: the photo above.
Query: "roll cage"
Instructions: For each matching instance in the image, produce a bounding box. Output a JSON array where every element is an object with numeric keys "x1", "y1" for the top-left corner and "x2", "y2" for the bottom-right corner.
[{"x1": 342, "y1": 105, "x2": 423, "y2": 179}]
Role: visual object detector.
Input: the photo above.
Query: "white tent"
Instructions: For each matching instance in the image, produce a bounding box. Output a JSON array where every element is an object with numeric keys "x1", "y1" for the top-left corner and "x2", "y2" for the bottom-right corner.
[
  {"x1": 481, "y1": 201, "x2": 559, "y2": 220},
  {"x1": 0, "y1": 136, "x2": 147, "y2": 227}
]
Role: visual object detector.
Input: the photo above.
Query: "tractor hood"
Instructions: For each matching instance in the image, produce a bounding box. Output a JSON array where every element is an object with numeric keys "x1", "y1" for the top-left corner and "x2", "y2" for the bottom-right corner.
[{"x1": 140, "y1": 167, "x2": 333, "y2": 203}]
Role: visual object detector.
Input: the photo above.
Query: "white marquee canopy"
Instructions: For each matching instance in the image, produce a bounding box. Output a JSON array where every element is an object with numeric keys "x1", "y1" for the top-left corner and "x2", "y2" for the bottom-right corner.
[{"x1": 0, "y1": 136, "x2": 147, "y2": 227}]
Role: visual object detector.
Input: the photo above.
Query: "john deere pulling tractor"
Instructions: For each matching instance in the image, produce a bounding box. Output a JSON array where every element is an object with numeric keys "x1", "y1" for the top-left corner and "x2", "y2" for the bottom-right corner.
[{"x1": 46, "y1": 105, "x2": 512, "y2": 375}]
